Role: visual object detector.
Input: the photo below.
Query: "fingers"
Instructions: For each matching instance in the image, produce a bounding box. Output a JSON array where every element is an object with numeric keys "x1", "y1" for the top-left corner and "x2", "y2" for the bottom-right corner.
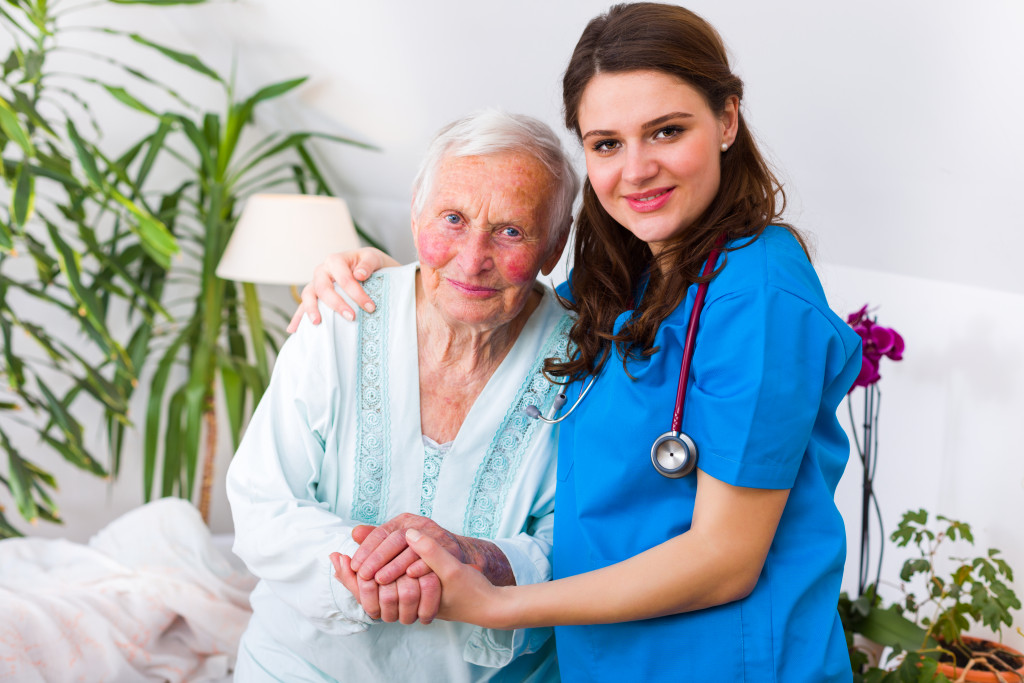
[
  {"x1": 286, "y1": 305, "x2": 305, "y2": 334},
  {"x1": 351, "y1": 524, "x2": 376, "y2": 545},
  {"x1": 372, "y1": 546, "x2": 421, "y2": 585},
  {"x1": 358, "y1": 575, "x2": 382, "y2": 620},
  {"x1": 323, "y1": 251, "x2": 379, "y2": 317},
  {"x1": 312, "y1": 265, "x2": 358, "y2": 322},
  {"x1": 333, "y1": 551, "x2": 432, "y2": 626},
  {"x1": 330, "y1": 553, "x2": 359, "y2": 597},
  {"x1": 355, "y1": 530, "x2": 410, "y2": 581},
  {"x1": 417, "y1": 573, "x2": 442, "y2": 625},
  {"x1": 405, "y1": 558, "x2": 430, "y2": 578},
  {"x1": 349, "y1": 526, "x2": 391, "y2": 573},
  {"x1": 286, "y1": 283, "x2": 321, "y2": 333},
  {"x1": 285, "y1": 248, "x2": 393, "y2": 333},
  {"x1": 396, "y1": 575, "x2": 421, "y2": 625},
  {"x1": 377, "y1": 580, "x2": 399, "y2": 623},
  {"x1": 405, "y1": 529, "x2": 465, "y2": 582}
]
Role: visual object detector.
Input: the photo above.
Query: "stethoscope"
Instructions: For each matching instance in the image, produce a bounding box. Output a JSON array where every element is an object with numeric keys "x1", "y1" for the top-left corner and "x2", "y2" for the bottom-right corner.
[{"x1": 526, "y1": 237, "x2": 725, "y2": 479}]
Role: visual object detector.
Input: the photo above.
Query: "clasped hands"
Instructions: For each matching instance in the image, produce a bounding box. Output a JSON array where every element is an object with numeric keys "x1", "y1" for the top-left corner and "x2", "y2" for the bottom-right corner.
[{"x1": 330, "y1": 512, "x2": 510, "y2": 626}]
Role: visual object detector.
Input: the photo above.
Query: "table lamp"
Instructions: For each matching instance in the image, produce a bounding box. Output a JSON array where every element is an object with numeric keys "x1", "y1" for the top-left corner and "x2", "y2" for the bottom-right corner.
[{"x1": 216, "y1": 194, "x2": 361, "y2": 298}]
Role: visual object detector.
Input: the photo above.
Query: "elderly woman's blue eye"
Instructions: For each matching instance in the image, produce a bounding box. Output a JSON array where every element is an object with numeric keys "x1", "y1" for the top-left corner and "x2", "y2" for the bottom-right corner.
[
  {"x1": 444, "y1": 214, "x2": 461, "y2": 224},
  {"x1": 502, "y1": 227, "x2": 522, "y2": 238}
]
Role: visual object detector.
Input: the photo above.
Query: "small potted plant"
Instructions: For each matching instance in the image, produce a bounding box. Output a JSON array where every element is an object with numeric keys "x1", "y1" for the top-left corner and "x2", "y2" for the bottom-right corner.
[{"x1": 843, "y1": 509, "x2": 1023, "y2": 682}]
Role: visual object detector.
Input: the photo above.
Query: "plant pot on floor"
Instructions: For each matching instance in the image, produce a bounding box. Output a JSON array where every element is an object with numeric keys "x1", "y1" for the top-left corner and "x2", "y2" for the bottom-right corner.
[{"x1": 934, "y1": 636, "x2": 1024, "y2": 682}]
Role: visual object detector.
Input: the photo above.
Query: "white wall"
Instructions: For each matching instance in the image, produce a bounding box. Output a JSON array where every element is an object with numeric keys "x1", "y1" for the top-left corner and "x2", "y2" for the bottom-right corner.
[{"x1": 6, "y1": 0, "x2": 1022, "y2": 650}]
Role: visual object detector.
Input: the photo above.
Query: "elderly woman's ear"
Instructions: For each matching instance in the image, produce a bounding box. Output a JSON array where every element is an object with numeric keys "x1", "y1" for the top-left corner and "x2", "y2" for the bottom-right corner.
[{"x1": 540, "y1": 219, "x2": 571, "y2": 276}]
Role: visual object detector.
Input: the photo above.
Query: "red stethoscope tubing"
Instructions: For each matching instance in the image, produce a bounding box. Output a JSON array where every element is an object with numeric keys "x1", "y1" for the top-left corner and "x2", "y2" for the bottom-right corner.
[{"x1": 671, "y1": 235, "x2": 726, "y2": 433}]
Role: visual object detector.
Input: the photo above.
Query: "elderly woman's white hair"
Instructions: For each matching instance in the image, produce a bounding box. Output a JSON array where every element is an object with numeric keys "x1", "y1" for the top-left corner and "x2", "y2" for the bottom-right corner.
[{"x1": 411, "y1": 109, "x2": 580, "y2": 246}]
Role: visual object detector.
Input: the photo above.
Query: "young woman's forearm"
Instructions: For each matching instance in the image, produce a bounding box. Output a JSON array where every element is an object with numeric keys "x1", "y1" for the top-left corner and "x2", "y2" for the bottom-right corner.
[
  {"x1": 514, "y1": 476, "x2": 786, "y2": 627},
  {"x1": 438, "y1": 472, "x2": 790, "y2": 630}
]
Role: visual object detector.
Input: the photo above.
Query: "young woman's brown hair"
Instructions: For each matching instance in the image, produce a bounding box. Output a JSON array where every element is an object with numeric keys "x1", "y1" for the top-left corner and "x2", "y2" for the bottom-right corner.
[{"x1": 547, "y1": 2, "x2": 803, "y2": 382}]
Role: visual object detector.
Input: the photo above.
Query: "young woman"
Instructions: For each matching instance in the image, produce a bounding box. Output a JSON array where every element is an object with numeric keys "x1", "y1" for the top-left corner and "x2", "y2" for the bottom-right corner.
[{"x1": 298, "y1": 4, "x2": 861, "y2": 681}]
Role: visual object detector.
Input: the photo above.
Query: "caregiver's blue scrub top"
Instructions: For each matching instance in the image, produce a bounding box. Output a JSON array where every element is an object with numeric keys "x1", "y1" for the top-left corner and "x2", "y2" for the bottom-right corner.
[{"x1": 552, "y1": 227, "x2": 861, "y2": 682}]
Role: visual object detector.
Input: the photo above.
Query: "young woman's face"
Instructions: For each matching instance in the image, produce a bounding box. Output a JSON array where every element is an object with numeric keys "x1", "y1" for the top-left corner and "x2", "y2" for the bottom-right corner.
[{"x1": 577, "y1": 70, "x2": 738, "y2": 256}]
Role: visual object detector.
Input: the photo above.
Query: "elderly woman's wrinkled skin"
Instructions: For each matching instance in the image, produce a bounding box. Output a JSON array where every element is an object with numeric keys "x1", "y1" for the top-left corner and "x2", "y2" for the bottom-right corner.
[{"x1": 328, "y1": 150, "x2": 567, "y2": 626}]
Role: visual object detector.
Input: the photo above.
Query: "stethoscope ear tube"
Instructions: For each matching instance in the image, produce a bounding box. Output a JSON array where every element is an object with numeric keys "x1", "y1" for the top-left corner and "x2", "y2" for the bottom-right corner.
[
  {"x1": 523, "y1": 374, "x2": 596, "y2": 424},
  {"x1": 525, "y1": 236, "x2": 726, "y2": 479}
]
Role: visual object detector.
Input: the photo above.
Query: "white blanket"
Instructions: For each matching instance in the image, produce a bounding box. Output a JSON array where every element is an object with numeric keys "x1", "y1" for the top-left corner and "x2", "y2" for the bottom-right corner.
[{"x1": 0, "y1": 498, "x2": 256, "y2": 682}]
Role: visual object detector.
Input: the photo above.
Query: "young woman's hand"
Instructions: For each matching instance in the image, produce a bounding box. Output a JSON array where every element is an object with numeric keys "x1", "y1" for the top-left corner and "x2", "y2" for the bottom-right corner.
[
  {"x1": 286, "y1": 247, "x2": 399, "y2": 332},
  {"x1": 404, "y1": 528, "x2": 512, "y2": 629}
]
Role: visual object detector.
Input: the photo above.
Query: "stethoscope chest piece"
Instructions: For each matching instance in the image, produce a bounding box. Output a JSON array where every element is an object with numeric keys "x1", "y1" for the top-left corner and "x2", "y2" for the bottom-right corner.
[{"x1": 651, "y1": 431, "x2": 698, "y2": 478}]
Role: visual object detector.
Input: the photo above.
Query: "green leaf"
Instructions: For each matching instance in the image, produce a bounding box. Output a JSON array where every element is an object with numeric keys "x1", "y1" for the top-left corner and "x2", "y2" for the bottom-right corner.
[
  {"x1": 134, "y1": 118, "x2": 171, "y2": 188},
  {"x1": 66, "y1": 120, "x2": 104, "y2": 189},
  {"x1": 1, "y1": 434, "x2": 37, "y2": 522},
  {"x1": 19, "y1": 321, "x2": 67, "y2": 363},
  {"x1": 220, "y1": 77, "x2": 306, "y2": 173},
  {"x1": 11, "y1": 161, "x2": 35, "y2": 226},
  {"x1": 231, "y1": 132, "x2": 312, "y2": 179},
  {"x1": 10, "y1": 88, "x2": 56, "y2": 137},
  {"x1": 0, "y1": 6, "x2": 33, "y2": 44},
  {"x1": 172, "y1": 114, "x2": 216, "y2": 179},
  {"x1": 246, "y1": 76, "x2": 308, "y2": 107},
  {"x1": 0, "y1": 96, "x2": 34, "y2": 156},
  {"x1": 857, "y1": 605, "x2": 931, "y2": 652},
  {"x1": 0, "y1": 318, "x2": 26, "y2": 389},
  {"x1": 900, "y1": 558, "x2": 931, "y2": 582},
  {"x1": 39, "y1": 433, "x2": 107, "y2": 477},
  {"x1": 23, "y1": 50, "x2": 44, "y2": 82},
  {"x1": 123, "y1": 32, "x2": 222, "y2": 82},
  {"x1": 35, "y1": 378, "x2": 83, "y2": 445},
  {"x1": 135, "y1": 214, "x2": 177, "y2": 268},
  {"x1": 109, "y1": 189, "x2": 178, "y2": 268},
  {"x1": 144, "y1": 318, "x2": 196, "y2": 500},
  {"x1": 45, "y1": 223, "x2": 115, "y2": 357},
  {"x1": 0, "y1": 509, "x2": 22, "y2": 539},
  {"x1": 101, "y1": 84, "x2": 157, "y2": 117},
  {"x1": 162, "y1": 387, "x2": 187, "y2": 498},
  {"x1": 61, "y1": 344, "x2": 129, "y2": 414},
  {"x1": 182, "y1": 378, "x2": 206, "y2": 498},
  {"x1": 0, "y1": 219, "x2": 14, "y2": 253},
  {"x1": 219, "y1": 357, "x2": 243, "y2": 450},
  {"x1": 23, "y1": 460, "x2": 58, "y2": 491}
]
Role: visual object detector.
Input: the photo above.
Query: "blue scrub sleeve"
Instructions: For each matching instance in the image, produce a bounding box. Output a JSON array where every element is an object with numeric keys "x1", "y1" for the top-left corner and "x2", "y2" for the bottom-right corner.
[
  {"x1": 686, "y1": 286, "x2": 842, "y2": 490},
  {"x1": 554, "y1": 272, "x2": 574, "y2": 304}
]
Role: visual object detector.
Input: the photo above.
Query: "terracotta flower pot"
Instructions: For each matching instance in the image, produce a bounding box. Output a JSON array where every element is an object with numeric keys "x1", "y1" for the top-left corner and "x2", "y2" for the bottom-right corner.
[{"x1": 934, "y1": 636, "x2": 1024, "y2": 682}]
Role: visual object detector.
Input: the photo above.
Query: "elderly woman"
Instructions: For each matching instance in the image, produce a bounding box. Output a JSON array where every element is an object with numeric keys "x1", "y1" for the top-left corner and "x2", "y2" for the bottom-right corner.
[{"x1": 225, "y1": 109, "x2": 578, "y2": 682}]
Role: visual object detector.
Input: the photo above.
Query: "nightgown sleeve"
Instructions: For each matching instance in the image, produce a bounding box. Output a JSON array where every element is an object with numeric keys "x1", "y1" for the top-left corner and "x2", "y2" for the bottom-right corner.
[{"x1": 226, "y1": 303, "x2": 371, "y2": 635}]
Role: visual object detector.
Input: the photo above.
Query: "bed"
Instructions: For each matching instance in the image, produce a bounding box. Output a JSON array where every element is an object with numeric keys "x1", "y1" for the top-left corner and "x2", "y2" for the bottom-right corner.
[{"x1": 0, "y1": 498, "x2": 255, "y2": 682}]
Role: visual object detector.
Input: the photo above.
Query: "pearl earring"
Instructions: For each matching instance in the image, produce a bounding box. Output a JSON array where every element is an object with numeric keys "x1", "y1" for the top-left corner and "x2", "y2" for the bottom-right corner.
[{"x1": 721, "y1": 143, "x2": 729, "y2": 152}]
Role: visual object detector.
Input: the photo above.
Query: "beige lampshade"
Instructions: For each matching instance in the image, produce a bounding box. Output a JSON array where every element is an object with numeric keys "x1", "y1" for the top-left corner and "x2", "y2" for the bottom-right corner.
[{"x1": 216, "y1": 194, "x2": 361, "y2": 285}]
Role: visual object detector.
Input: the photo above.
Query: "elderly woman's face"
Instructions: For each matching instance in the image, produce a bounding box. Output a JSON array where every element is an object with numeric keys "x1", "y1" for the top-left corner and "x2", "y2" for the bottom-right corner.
[{"x1": 412, "y1": 151, "x2": 562, "y2": 331}]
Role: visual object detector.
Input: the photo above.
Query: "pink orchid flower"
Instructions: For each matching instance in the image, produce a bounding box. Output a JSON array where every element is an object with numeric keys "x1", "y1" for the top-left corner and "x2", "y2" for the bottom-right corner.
[{"x1": 847, "y1": 305, "x2": 904, "y2": 390}]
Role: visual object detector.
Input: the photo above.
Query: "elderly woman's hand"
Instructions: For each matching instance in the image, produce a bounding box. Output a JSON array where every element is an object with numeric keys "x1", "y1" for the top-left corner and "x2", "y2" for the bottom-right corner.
[
  {"x1": 332, "y1": 513, "x2": 514, "y2": 624},
  {"x1": 286, "y1": 247, "x2": 399, "y2": 332},
  {"x1": 349, "y1": 513, "x2": 513, "y2": 586},
  {"x1": 331, "y1": 551, "x2": 442, "y2": 625}
]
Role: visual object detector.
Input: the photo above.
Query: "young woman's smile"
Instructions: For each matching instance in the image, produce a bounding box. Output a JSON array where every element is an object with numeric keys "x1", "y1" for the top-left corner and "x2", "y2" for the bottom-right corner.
[{"x1": 577, "y1": 69, "x2": 737, "y2": 257}]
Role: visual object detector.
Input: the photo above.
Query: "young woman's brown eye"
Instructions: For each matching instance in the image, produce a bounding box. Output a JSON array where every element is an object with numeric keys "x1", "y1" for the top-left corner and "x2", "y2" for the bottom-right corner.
[{"x1": 654, "y1": 126, "x2": 684, "y2": 140}]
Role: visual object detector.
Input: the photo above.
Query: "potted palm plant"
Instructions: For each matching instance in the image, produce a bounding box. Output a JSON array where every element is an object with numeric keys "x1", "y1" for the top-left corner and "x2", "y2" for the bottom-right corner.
[{"x1": 1, "y1": 0, "x2": 379, "y2": 534}]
